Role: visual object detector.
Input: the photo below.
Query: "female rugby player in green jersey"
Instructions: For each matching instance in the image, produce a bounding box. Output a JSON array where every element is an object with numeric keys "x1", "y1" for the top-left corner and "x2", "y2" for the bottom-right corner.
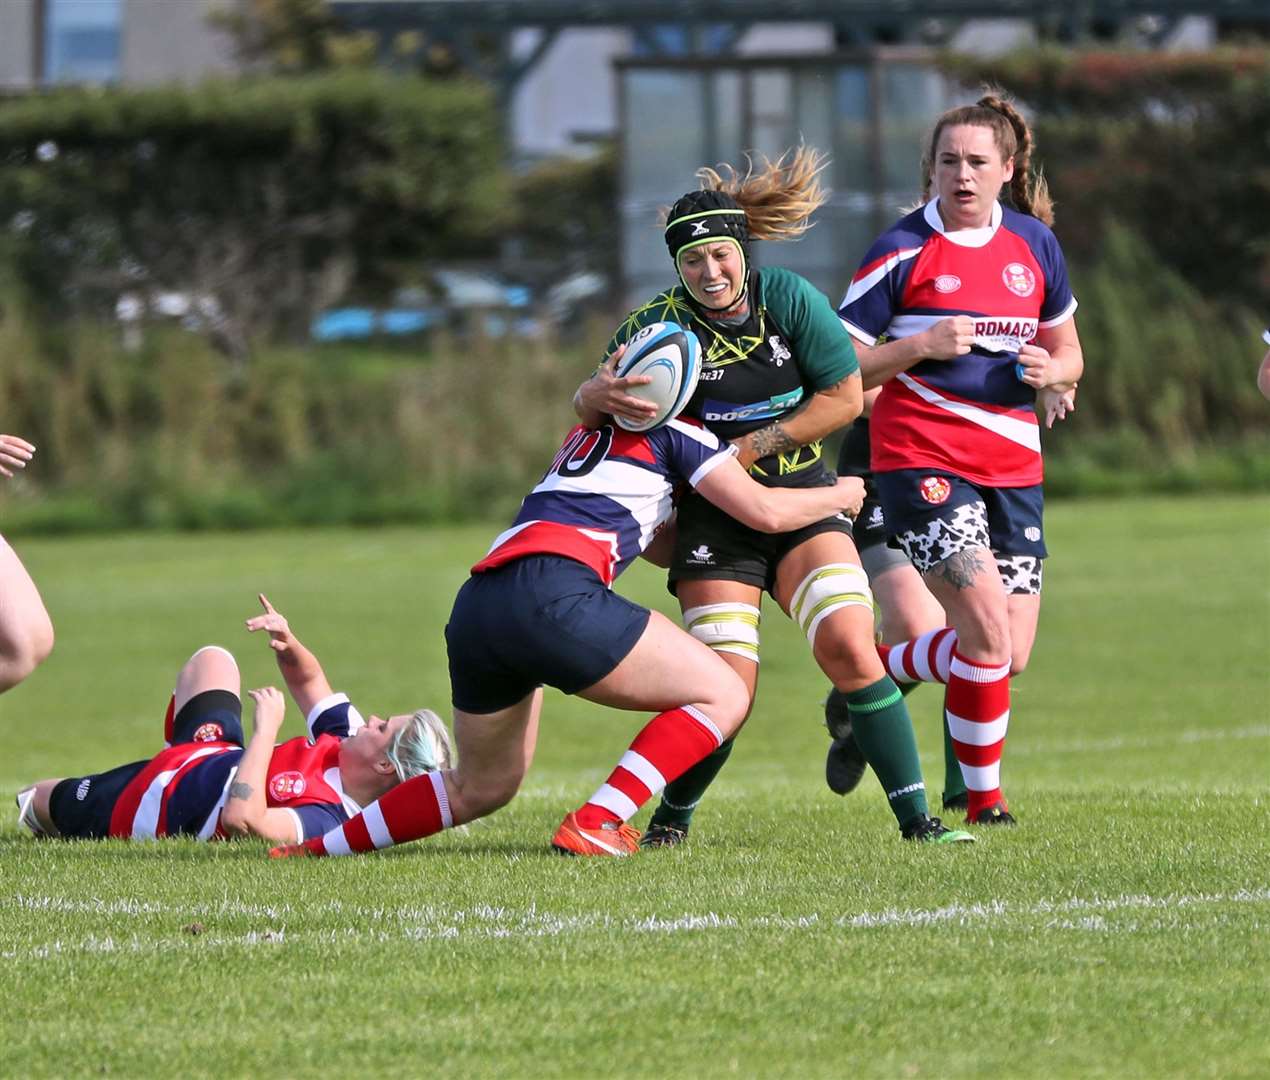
[{"x1": 576, "y1": 149, "x2": 970, "y2": 846}]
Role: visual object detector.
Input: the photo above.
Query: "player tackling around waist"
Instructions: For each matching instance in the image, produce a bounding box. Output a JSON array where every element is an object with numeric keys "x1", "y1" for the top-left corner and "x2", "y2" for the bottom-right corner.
[{"x1": 269, "y1": 335, "x2": 875, "y2": 858}]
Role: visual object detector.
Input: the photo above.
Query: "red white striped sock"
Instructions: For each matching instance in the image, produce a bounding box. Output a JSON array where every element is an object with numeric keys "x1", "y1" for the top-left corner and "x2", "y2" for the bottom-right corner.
[
  {"x1": 304, "y1": 770, "x2": 452, "y2": 856},
  {"x1": 574, "y1": 706, "x2": 724, "y2": 829},
  {"x1": 945, "y1": 648, "x2": 1011, "y2": 817},
  {"x1": 879, "y1": 627, "x2": 958, "y2": 685}
]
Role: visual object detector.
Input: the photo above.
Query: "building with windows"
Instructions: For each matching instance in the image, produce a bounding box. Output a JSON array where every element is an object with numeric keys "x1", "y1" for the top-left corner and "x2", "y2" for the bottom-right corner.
[
  {"x1": 0, "y1": 0, "x2": 238, "y2": 90},
  {"x1": 0, "y1": 1, "x2": 1250, "y2": 304}
]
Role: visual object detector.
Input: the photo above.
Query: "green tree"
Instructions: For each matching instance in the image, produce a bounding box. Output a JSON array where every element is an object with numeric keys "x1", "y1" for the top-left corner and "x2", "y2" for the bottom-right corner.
[
  {"x1": 209, "y1": 0, "x2": 377, "y2": 72},
  {"x1": 942, "y1": 47, "x2": 1270, "y2": 312}
]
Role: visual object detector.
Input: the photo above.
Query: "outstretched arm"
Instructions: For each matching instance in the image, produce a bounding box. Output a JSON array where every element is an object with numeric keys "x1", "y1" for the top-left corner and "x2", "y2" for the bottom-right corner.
[
  {"x1": 0, "y1": 433, "x2": 35, "y2": 479},
  {"x1": 696, "y1": 459, "x2": 865, "y2": 534},
  {"x1": 244, "y1": 594, "x2": 333, "y2": 717},
  {"x1": 220, "y1": 687, "x2": 300, "y2": 842}
]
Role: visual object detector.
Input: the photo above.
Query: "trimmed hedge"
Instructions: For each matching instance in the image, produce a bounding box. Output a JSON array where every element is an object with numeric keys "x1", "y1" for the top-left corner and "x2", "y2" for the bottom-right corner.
[{"x1": 0, "y1": 71, "x2": 509, "y2": 352}]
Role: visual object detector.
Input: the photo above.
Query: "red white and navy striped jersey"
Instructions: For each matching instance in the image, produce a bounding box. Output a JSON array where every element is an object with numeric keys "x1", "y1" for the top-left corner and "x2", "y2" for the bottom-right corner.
[
  {"x1": 108, "y1": 693, "x2": 369, "y2": 842},
  {"x1": 839, "y1": 199, "x2": 1077, "y2": 487},
  {"x1": 472, "y1": 419, "x2": 735, "y2": 585}
]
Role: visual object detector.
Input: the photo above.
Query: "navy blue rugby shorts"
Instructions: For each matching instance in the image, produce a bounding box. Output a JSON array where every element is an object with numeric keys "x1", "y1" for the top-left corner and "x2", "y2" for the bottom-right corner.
[
  {"x1": 48, "y1": 690, "x2": 244, "y2": 839},
  {"x1": 874, "y1": 469, "x2": 1047, "y2": 564},
  {"x1": 445, "y1": 556, "x2": 651, "y2": 715}
]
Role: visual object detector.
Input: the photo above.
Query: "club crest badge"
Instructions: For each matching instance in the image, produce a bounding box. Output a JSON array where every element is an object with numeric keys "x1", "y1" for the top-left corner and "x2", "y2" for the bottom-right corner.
[
  {"x1": 919, "y1": 476, "x2": 951, "y2": 505},
  {"x1": 269, "y1": 771, "x2": 307, "y2": 800},
  {"x1": 1002, "y1": 263, "x2": 1036, "y2": 297},
  {"x1": 193, "y1": 722, "x2": 224, "y2": 743}
]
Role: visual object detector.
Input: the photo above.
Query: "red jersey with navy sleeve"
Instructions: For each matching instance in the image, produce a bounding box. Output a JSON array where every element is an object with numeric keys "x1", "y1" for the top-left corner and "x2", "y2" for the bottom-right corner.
[
  {"x1": 839, "y1": 199, "x2": 1077, "y2": 487},
  {"x1": 472, "y1": 418, "x2": 735, "y2": 585},
  {"x1": 108, "y1": 692, "x2": 370, "y2": 842}
]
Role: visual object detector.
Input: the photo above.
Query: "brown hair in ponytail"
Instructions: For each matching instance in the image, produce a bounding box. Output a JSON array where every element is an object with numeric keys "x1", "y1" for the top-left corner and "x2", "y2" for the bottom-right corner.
[{"x1": 919, "y1": 91, "x2": 1054, "y2": 225}]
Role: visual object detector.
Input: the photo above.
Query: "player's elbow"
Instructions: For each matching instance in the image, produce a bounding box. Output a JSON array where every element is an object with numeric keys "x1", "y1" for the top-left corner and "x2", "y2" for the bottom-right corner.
[
  {"x1": 219, "y1": 806, "x2": 254, "y2": 838},
  {"x1": 0, "y1": 614, "x2": 54, "y2": 693}
]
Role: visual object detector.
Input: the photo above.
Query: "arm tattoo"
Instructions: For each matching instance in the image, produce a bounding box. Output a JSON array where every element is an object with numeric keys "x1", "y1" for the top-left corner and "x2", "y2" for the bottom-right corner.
[
  {"x1": 227, "y1": 781, "x2": 254, "y2": 801},
  {"x1": 748, "y1": 422, "x2": 798, "y2": 459},
  {"x1": 930, "y1": 548, "x2": 988, "y2": 591}
]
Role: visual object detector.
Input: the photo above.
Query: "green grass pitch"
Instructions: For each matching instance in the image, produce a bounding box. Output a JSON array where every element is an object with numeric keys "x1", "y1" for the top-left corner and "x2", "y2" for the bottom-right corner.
[{"x1": 2, "y1": 495, "x2": 1268, "y2": 1078}]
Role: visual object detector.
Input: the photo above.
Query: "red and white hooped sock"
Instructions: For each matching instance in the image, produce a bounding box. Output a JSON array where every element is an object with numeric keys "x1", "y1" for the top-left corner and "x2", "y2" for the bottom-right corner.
[
  {"x1": 879, "y1": 627, "x2": 958, "y2": 685},
  {"x1": 306, "y1": 770, "x2": 452, "y2": 856},
  {"x1": 944, "y1": 648, "x2": 1011, "y2": 817},
  {"x1": 574, "y1": 706, "x2": 724, "y2": 829}
]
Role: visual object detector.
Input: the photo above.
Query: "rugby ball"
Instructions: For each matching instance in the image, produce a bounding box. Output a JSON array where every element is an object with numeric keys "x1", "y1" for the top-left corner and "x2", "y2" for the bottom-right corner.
[{"x1": 613, "y1": 321, "x2": 702, "y2": 432}]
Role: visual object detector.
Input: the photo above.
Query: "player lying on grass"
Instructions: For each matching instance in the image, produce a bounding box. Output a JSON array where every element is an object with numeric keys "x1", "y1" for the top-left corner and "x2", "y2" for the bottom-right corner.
[
  {"x1": 15, "y1": 596, "x2": 452, "y2": 843},
  {"x1": 1, "y1": 433, "x2": 55, "y2": 694},
  {"x1": 270, "y1": 359, "x2": 865, "y2": 858}
]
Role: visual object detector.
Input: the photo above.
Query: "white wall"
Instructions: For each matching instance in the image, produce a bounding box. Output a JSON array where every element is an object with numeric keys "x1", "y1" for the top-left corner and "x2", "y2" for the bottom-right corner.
[
  {"x1": 510, "y1": 27, "x2": 630, "y2": 158},
  {"x1": 121, "y1": 0, "x2": 240, "y2": 84},
  {"x1": 0, "y1": 0, "x2": 38, "y2": 89}
]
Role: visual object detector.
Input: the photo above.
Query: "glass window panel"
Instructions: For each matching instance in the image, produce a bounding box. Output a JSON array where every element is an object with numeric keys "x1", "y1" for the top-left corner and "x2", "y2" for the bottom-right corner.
[
  {"x1": 880, "y1": 65, "x2": 950, "y2": 198},
  {"x1": 750, "y1": 69, "x2": 790, "y2": 160},
  {"x1": 834, "y1": 66, "x2": 873, "y2": 193},
  {"x1": 710, "y1": 70, "x2": 742, "y2": 163},
  {"x1": 619, "y1": 56, "x2": 950, "y2": 310},
  {"x1": 45, "y1": 0, "x2": 120, "y2": 84},
  {"x1": 621, "y1": 70, "x2": 707, "y2": 310},
  {"x1": 623, "y1": 70, "x2": 706, "y2": 199},
  {"x1": 794, "y1": 68, "x2": 834, "y2": 159}
]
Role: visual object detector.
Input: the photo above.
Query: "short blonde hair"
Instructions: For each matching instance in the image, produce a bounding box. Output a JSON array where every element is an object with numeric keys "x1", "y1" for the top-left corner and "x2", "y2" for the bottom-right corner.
[{"x1": 386, "y1": 709, "x2": 455, "y2": 782}]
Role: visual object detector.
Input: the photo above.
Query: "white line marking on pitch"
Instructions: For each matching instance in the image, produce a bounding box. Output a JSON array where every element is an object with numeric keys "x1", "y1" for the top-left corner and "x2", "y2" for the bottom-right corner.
[
  {"x1": 3, "y1": 889, "x2": 1267, "y2": 959},
  {"x1": 1011, "y1": 724, "x2": 1270, "y2": 757}
]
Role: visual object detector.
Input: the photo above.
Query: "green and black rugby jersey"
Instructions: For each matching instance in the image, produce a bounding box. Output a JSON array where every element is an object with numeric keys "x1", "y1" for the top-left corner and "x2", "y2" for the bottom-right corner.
[{"x1": 603, "y1": 267, "x2": 859, "y2": 487}]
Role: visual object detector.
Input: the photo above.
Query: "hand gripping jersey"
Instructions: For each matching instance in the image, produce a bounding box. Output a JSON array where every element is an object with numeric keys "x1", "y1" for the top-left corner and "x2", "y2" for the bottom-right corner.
[
  {"x1": 472, "y1": 418, "x2": 735, "y2": 585},
  {"x1": 108, "y1": 693, "x2": 372, "y2": 842},
  {"x1": 604, "y1": 267, "x2": 859, "y2": 488},
  {"x1": 839, "y1": 200, "x2": 1077, "y2": 487}
]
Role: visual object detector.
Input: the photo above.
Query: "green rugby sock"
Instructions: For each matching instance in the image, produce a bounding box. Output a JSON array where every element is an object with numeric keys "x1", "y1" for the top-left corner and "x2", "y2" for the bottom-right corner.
[
  {"x1": 942, "y1": 708, "x2": 967, "y2": 803},
  {"x1": 846, "y1": 675, "x2": 929, "y2": 829},
  {"x1": 648, "y1": 738, "x2": 735, "y2": 828}
]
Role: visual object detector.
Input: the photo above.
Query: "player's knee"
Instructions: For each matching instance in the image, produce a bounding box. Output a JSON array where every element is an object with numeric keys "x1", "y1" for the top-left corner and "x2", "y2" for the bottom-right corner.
[
  {"x1": 0, "y1": 617, "x2": 54, "y2": 692},
  {"x1": 951, "y1": 606, "x2": 1011, "y2": 665},
  {"x1": 184, "y1": 644, "x2": 239, "y2": 671},
  {"x1": 790, "y1": 563, "x2": 874, "y2": 648},
  {"x1": 465, "y1": 771, "x2": 522, "y2": 819},
  {"x1": 683, "y1": 602, "x2": 761, "y2": 667},
  {"x1": 816, "y1": 626, "x2": 885, "y2": 693},
  {"x1": 176, "y1": 645, "x2": 239, "y2": 694},
  {"x1": 29, "y1": 609, "x2": 54, "y2": 666},
  {"x1": 706, "y1": 671, "x2": 752, "y2": 737}
]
